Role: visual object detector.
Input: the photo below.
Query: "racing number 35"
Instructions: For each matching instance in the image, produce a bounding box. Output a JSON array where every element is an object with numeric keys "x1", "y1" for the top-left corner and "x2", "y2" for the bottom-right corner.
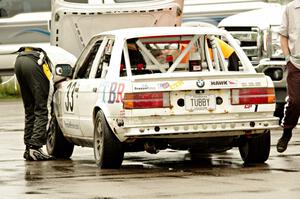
[{"x1": 65, "y1": 82, "x2": 77, "y2": 113}]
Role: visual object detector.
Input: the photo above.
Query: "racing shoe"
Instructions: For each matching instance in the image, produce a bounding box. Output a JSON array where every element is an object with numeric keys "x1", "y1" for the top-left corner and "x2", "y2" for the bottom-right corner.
[
  {"x1": 27, "y1": 147, "x2": 53, "y2": 161},
  {"x1": 23, "y1": 147, "x2": 31, "y2": 160}
]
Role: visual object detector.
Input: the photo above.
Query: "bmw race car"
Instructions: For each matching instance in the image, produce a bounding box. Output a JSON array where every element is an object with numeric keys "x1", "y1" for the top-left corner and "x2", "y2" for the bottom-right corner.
[{"x1": 46, "y1": 26, "x2": 279, "y2": 168}]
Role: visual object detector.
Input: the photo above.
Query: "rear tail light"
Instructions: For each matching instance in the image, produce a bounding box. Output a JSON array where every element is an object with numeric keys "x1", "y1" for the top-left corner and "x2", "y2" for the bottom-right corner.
[
  {"x1": 231, "y1": 88, "x2": 275, "y2": 105},
  {"x1": 124, "y1": 92, "x2": 170, "y2": 109}
]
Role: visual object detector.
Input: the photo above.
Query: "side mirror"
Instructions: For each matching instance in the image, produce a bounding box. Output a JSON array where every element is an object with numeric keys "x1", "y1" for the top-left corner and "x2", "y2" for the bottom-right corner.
[{"x1": 55, "y1": 64, "x2": 73, "y2": 77}]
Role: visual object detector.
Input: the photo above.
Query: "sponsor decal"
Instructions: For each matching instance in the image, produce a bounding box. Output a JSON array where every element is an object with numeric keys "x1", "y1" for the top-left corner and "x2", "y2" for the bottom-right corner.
[
  {"x1": 102, "y1": 82, "x2": 125, "y2": 104},
  {"x1": 196, "y1": 80, "x2": 205, "y2": 88},
  {"x1": 255, "y1": 82, "x2": 261, "y2": 86},
  {"x1": 170, "y1": 81, "x2": 184, "y2": 89},
  {"x1": 119, "y1": 110, "x2": 125, "y2": 117},
  {"x1": 241, "y1": 82, "x2": 261, "y2": 87},
  {"x1": 108, "y1": 82, "x2": 125, "y2": 103},
  {"x1": 64, "y1": 120, "x2": 79, "y2": 129},
  {"x1": 229, "y1": 81, "x2": 237, "y2": 85},
  {"x1": 133, "y1": 84, "x2": 156, "y2": 91},
  {"x1": 210, "y1": 80, "x2": 237, "y2": 86},
  {"x1": 244, "y1": 104, "x2": 253, "y2": 109},
  {"x1": 159, "y1": 82, "x2": 170, "y2": 89},
  {"x1": 158, "y1": 81, "x2": 184, "y2": 89},
  {"x1": 210, "y1": 80, "x2": 228, "y2": 86}
]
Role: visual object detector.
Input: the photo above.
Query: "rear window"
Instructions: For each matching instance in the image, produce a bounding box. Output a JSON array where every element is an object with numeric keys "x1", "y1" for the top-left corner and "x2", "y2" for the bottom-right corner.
[{"x1": 120, "y1": 34, "x2": 242, "y2": 76}]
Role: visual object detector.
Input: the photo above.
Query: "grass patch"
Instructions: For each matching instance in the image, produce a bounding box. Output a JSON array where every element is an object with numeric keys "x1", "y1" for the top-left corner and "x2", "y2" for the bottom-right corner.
[{"x1": 0, "y1": 76, "x2": 21, "y2": 99}]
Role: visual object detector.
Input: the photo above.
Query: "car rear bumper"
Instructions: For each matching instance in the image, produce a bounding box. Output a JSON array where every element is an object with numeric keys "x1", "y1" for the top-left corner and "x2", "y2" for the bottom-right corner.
[{"x1": 122, "y1": 117, "x2": 279, "y2": 138}]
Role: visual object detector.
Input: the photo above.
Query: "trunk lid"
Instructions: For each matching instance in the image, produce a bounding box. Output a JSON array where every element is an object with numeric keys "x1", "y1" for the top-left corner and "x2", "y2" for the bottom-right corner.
[
  {"x1": 125, "y1": 72, "x2": 274, "y2": 117},
  {"x1": 51, "y1": 0, "x2": 183, "y2": 57}
]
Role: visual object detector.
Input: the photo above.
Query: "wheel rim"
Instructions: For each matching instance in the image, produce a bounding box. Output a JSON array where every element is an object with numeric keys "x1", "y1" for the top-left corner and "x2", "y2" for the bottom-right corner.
[{"x1": 94, "y1": 118, "x2": 104, "y2": 162}]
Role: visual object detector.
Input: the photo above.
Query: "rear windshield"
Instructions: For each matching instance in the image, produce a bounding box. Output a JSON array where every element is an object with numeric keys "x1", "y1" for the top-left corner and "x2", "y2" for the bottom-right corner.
[{"x1": 120, "y1": 34, "x2": 243, "y2": 77}]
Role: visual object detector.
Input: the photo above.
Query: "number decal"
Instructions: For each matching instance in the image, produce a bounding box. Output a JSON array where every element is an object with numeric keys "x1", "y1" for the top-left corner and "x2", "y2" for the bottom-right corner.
[{"x1": 65, "y1": 82, "x2": 77, "y2": 113}]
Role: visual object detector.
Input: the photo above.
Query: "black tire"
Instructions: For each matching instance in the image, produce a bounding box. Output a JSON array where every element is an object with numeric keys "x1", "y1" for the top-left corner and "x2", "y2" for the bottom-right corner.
[
  {"x1": 46, "y1": 116, "x2": 74, "y2": 159},
  {"x1": 238, "y1": 130, "x2": 271, "y2": 164},
  {"x1": 94, "y1": 111, "x2": 124, "y2": 168}
]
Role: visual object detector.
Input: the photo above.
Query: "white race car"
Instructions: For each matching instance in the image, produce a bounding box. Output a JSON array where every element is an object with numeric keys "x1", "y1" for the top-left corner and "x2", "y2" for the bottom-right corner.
[{"x1": 46, "y1": 26, "x2": 279, "y2": 168}]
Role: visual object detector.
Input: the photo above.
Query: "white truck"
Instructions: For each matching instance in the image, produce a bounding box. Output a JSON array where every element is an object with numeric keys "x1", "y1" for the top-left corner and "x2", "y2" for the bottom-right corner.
[
  {"x1": 182, "y1": 0, "x2": 275, "y2": 26},
  {"x1": 218, "y1": 3, "x2": 287, "y2": 121}
]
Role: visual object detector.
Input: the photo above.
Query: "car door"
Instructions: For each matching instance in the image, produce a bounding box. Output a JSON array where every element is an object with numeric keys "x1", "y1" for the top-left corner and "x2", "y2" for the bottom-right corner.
[
  {"x1": 60, "y1": 79, "x2": 81, "y2": 137},
  {"x1": 60, "y1": 37, "x2": 104, "y2": 138},
  {"x1": 76, "y1": 37, "x2": 115, "y2": 138}
]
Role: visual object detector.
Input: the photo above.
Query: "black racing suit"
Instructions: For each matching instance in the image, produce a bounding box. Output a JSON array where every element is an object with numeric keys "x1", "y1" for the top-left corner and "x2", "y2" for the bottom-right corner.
[{"x1": 14, "y1": 51, "x2": 50, "y2": 148}]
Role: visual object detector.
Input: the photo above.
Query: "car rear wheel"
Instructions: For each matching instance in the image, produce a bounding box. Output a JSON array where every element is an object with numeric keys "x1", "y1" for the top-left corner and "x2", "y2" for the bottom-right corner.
[
  {"x1": 93, "y1": 111, "x2": 124, "y2": 168},
  {"x1": 238, "y1": 130, "x2": 270, "y2": 164},
  {"x1": 46, "y1": 116, "x2": 74, "y2": 159}
]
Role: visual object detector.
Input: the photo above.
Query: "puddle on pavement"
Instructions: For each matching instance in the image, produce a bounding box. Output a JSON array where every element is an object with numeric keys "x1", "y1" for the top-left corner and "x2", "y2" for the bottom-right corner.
[
  {"x1": 20, "y1": 147, "x2": 300, "y2": 183},
  {"x1": 22, "y1": 152, "x2": 264, "y2": 182}
]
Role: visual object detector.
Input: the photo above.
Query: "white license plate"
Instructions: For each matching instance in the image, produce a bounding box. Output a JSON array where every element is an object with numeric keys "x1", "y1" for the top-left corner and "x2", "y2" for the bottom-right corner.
[{"x1": 185, "y1": 94, "x2": 216, "y2": 111}]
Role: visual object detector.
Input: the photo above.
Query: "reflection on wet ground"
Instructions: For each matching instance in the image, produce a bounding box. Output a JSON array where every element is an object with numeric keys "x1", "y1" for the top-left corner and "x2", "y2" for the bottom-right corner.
[
  {"x1": 1, "y1": 100, "x2": 300, "y2": 198},
  {"x1": 1, "y1": 131, "x2": 299, "y2": 199},
  {"x1": 21, "y1": 147, "x2": 299, "y2": 182}
]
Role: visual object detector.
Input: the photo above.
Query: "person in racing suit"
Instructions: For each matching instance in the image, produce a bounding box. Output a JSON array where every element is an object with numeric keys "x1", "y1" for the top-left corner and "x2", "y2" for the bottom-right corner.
[
  {"x1": 208, "y1": 38, "x2": 239, "y2": 71},
  {"x1": 180, "y1": 37, "x2": 239, "y2": 71},
  {"x1": 14, "y1": 47, "x2": 53, "y2": 161}
]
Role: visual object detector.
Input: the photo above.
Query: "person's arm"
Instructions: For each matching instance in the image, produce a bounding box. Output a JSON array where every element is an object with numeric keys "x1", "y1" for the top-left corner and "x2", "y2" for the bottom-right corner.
[
  {"x1": 280, "y1": 35, "x2": 290, "y2": 62},
  {"x1": 280, "y1": 35, "x2": 290, "y2": 57},
  {"x1": 279, "y1": 5, "x2": 290, "y2": 61}
]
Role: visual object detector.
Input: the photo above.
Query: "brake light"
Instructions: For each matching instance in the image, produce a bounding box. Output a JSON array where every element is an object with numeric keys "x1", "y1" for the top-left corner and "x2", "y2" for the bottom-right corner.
[
  {"x1": 123, "y1": 92, "x2": 170, "y2": 109},
  {"x1": 231, "y1": 88, "x2": 275, "y2": 105}
]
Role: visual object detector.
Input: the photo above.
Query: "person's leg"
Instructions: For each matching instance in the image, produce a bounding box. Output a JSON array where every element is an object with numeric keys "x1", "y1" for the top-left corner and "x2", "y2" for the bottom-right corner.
[
  {"x1": 277, "y1": 62, "x2": 300, "y2": 152},
  {"x1": 17, "y1": 55, "x2": 52, "y2": 160},
  {"x1": 31, "y1": 77, "x2": 49, "y2": 149},
  {"x1": 15, "y1": 56, "x2": 35, "y2": 159},
  {"x1": 20, "y1": 56, "x2": 49, "y2": 148}
]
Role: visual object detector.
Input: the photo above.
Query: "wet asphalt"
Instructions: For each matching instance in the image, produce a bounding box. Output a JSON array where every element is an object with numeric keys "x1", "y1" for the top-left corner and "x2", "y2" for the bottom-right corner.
[{"x1": 0, "y1": 99, "x2": 299, "y2": 199}]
